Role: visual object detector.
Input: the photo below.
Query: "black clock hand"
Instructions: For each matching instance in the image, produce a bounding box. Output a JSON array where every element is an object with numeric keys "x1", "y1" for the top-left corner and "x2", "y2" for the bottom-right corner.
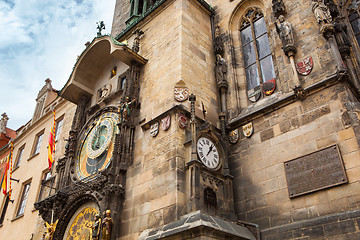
[{"x1": 207, "y1": 144, "x2": 214, "y2": 156}]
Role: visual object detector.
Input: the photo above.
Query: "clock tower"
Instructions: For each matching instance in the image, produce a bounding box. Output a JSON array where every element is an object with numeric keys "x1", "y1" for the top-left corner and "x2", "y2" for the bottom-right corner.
[{"x1": 35, "y1": 1, "x2": 257, "y2": 239}]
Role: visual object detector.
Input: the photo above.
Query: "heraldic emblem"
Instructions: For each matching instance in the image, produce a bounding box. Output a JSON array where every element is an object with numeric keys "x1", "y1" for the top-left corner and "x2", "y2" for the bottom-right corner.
[{"x1": 296, "y1": 56, "x2": 313, "y2": 76}]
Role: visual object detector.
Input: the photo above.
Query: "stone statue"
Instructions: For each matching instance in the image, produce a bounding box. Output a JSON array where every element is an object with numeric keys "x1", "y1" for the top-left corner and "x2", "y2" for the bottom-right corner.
[
  {"x1": 97, "y1": 21, "x2": 105, "y2": 37},
  {"x1": 101, "y1": 210, "x2": 113, "y2": 240},
  {"x1": 215, "y1": 54, "x2": 227, "y2": 88},
  {"x1": 276, "y1": 15, "x2": 295, "y2": 47},
  {"x1": 87, "y1": 214, "x2": 101, "y2": 240},
  {"x1": 118, "y1": 97, "x2": 136, "y2": 125},
  {"x1": 312, "y1": 0, "x2": 332, "y2": 25},
  {"x1": 98, "y1": 84, "x2": 112, "y2": 103}
]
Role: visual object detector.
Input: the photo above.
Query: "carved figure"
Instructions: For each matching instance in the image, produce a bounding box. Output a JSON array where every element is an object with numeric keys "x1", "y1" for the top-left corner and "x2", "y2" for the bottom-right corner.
[
  {"x1": 98, "y1": 84, "x2": 112, "y2": 103},
  {"x1": 118, "y1": 97, "x2": 136, "y2": 125},
  {"x1": 64, "y1": 130, "x2": 77, "y2": 156},
  {"x1": 87, "y1": 214, "x2": 101, "y2": 240},
  {"x1": 312, "y1": 0, "x2": 332, "y2": 25},
  {"x1": 101, "y1": 210, "x2": 113, "y2": 240},
  {"x1": 42, "y1": 220, "x2": 58, "y2": 240},
  {"x1": 97, "y1": 21, "x2": 105, "y2": 37},
  {"x1": 215, "y1": 54, "x2": 227, "y2": 88},
  {"x1": 276, "y1": 15, "x2": 295, "y2": 47}
]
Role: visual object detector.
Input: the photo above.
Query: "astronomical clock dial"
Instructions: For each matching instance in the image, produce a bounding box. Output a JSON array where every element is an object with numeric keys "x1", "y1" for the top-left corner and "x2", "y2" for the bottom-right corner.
[
  {"x1": 196, "y1": 137, "x2": 220, "y2": 169},
  {"x1": 75, "y1": 112, "x2": 119, "y2": 180}
]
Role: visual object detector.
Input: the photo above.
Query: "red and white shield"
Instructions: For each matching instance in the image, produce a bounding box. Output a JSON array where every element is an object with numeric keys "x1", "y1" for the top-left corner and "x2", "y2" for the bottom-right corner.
[
  {"x1": 174, "y1": 87, "x2": 189, "y2": 102},
  {"x1": 178, "y1": 113, "x2": 188, "y2": 129},
  {"x1": 161, "y1": 115, "x2": 171, "y2": 131},
  {"x1": 296, "y1": 57, "x2": 313, "y2": 76}
]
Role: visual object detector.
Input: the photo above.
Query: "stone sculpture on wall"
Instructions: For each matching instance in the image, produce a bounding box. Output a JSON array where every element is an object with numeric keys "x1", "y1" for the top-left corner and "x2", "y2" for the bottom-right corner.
[
  {"x1": 312, "y1": 0, "x2": 333, "y2": 25},
  {"x1": 215, "y1": 54, "x2": 228, "y2": 89},
  {"x1": 276, "y1": 15, "x2": 295, "y2": 48}
]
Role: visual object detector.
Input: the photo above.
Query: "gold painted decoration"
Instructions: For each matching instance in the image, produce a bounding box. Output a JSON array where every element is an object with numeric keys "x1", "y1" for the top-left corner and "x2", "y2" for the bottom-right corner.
[
  {"x1": 229, "y1": 129, "x2": 239, "y2": 144},
  {"x1": 75, "y1": 112, "x2": 119, "y2": 180},
  {"x1": 242, "y1": 122, "x2": 254, "y2": 138},
  {"x1": 66, "y1": 207, "x2": 99, "y2": 240}
]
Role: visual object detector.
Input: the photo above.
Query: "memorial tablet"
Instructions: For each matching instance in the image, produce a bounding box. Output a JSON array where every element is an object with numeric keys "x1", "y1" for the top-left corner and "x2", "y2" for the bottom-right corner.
[{"x1": 284, "y1": 145, "x2": 348, "y2": 198}]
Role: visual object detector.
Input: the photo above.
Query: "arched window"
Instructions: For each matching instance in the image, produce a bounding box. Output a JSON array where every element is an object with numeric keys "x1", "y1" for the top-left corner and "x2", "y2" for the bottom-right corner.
[
  {"x1": 240, "y1": 8, "x2": 275, "y2": 102},
  {"x1": 349, "y1": 10, "x2": 360, "y2": 47}
]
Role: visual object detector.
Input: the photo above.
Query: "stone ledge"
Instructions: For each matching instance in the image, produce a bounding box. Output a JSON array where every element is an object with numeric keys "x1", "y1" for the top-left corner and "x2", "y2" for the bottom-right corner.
[
  {"x1": 262, "y1": 208, "x2": 360, "y2": 238},
  {"x1": 139, "y1": 211, "x2": 256, "y2": 240}
]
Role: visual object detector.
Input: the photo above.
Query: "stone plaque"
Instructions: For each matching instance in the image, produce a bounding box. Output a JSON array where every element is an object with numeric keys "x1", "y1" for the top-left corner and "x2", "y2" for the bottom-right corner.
[{"x1": 284, "y1": 145, "x2": 348, "y2": 198}]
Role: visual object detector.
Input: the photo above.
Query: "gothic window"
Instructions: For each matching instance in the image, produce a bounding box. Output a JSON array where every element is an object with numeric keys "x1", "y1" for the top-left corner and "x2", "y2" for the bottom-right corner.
[
  {"x1": 32, "y1": 131, "x2": 44, "y2": 156},
  {"x1": 349, "y1": 10, "x2": 360, "y2": 47},
  {"x1": 204, "y1": 187, "x2": 217, "y2": 212},
  {"x1": 14, "y1": 144, "x2": 25, "y2": 169},
  {"x1": 55, "y1": 117, "x2": 64, "y2": 142},
  {"x1": 16, "y1": 181, "x2": 31, "y2": 216},
  {"x1": 240, "y1": 8, "x2": 275, "y2": 102}
]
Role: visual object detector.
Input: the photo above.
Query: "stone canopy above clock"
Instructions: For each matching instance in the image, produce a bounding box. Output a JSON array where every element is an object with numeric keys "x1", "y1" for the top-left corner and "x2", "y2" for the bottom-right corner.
[{"x1": 60, "y1": 35, "x2": 147, "y2": 105}]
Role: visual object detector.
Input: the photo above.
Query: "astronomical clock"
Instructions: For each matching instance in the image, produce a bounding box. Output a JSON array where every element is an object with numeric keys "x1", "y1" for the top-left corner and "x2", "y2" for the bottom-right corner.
[{"x1": 75, "y1": 112, "x2": 119, "y2": 180}]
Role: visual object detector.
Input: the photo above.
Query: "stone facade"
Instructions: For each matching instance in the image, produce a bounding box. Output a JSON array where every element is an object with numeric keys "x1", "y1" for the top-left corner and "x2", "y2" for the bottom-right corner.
[{"x1": 2, "y1": 0, "x2": 360, "y2": 239}]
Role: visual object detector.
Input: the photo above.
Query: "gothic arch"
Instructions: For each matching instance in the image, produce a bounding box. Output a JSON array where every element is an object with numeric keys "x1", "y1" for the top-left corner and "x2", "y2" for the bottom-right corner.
[{"x1": 53, "y1": 194, "x2": 101, "y2": 240}]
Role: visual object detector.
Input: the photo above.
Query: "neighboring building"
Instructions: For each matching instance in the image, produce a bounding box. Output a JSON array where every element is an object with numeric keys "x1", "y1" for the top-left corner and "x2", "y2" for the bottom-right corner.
[
  {"x1": 2, "y1": 0, "x2": 360, "y2": 239},
  {"x1": 0, "y1": 79, "x2": 76, "y2": 239},
  {"x1": 0, "y1": 113, "x2": 16, "y2": 149}
]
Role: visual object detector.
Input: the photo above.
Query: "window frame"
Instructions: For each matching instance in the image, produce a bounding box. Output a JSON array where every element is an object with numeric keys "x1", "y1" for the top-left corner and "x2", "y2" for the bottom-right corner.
[
  {"x1": 31, "y1": 130, "x2": 44, "y2": 156},
  {"x1": 55, "y1": 116, "x2": 64, "y2": 142},
  {"x1": 14, "y1": 144, "x2": 25, "y2": 169},
  {"x1": 37, "y1": 170, "x2": 55, "y2": 202},
  {"x1": 239, "y1": 7, "x2": 276, "y2": 102},
  {"x1": 16, "y1": 181, "x2": 31, "y2": 217}
]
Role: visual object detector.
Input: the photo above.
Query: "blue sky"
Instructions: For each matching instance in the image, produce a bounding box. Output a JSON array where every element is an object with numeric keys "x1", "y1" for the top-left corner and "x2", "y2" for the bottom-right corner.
[{"x1": 0, "y1": 0, "x2": 115, "y2": 130}]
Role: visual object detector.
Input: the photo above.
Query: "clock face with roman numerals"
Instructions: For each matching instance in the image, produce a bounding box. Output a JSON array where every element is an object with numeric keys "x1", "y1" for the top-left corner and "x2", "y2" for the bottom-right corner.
[{"x1": 196, "y1": 137, "x2": 220, "y2": 169}]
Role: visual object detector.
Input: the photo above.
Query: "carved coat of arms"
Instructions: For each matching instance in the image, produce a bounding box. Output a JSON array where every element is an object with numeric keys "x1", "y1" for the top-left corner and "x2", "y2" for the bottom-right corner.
[
  {"x1": 296, "y1": 57, "x2": 313, "y2": 76},
  {"x1": 242, "y1": 122, "x2": 253, "y2": 138},
  {"x1": 229, "y1": 129, "x2": 239, "y2": 144},
  {"x1": 174, "y1": 87, "x2": 189, "y2": 102},
  {"x1": 261, "y1": 78, "x2": 276, "y2": 96},
  {"x1": 178, "y1": 113, "x2": 188, "y2": 129},
  {"x1": 247, "y1": 85, "x2": 261, "y2": 102},
  {"x1": 161, "y1": 115, "x2": 171, "y2": 131},
  {"x1": 150, "y1": 122, "x2": 159, "y2": 137}
]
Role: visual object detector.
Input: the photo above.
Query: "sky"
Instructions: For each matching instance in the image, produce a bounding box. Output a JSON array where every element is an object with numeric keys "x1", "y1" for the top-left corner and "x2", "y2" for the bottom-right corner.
[{"x1": 0, "y1": 0, "x2": 116, "y2": 130}]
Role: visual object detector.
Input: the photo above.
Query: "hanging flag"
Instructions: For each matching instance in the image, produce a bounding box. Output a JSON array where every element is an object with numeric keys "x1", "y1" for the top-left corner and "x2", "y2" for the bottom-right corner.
[
  {"x1": 1, "y1": 142, "x2": 13, "y2": 196},
  {"x1": 9, "y1": 141, "x2": 13, "y2": 198},
  {"x1": 48, "y1": 110, "x2": 56, "y2": 170},
  {"x1": 1, "y1": 154, "x2": 10, "y2": 196}
]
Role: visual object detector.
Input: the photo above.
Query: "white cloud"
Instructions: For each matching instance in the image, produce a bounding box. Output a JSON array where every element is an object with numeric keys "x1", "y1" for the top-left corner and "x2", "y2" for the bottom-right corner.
[{"x1": 0, "y1": 0, "x2": 115, "y2": 130}]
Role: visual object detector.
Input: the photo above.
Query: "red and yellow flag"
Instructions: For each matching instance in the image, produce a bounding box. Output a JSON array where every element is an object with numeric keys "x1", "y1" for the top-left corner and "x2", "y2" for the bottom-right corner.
[
  {"x1": 2, "y1": 141, "x2": 13, "y2": 197},
  {"x1": 1, "y1": 155, "x2": 10, "y2": 195},
  {"x1": 48, "y1": 110, "x2": 56, "y2": 170}
]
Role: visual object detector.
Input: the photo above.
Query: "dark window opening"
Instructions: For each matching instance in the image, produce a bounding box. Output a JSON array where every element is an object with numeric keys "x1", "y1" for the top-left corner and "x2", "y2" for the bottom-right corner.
[
  {"x1": 0, "y1": 195, "x2": 10, "y2": 225},
  {"x1": 204, "y1": 187, "x2": 217, "y2": 212}
]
